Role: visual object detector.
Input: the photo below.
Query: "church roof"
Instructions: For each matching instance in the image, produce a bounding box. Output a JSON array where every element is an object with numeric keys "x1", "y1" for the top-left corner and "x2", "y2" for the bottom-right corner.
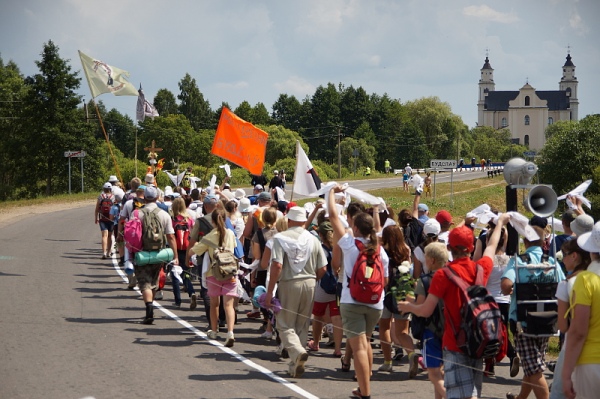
[
  {"x1": 564, "y1": 53, "x2": 575, "y2": 67},
  {"x1": 482, "y1": 56, "x2": 493, "y2": 70},
  {"x1": 484, "y1": 90, "x2": 570, "y2": 111}
]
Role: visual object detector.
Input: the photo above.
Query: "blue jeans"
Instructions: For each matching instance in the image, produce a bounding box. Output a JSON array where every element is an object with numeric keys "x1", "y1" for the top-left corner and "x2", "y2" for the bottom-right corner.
[{"x1": 171, "y1": 250, "x2": 196, "y2": 305}]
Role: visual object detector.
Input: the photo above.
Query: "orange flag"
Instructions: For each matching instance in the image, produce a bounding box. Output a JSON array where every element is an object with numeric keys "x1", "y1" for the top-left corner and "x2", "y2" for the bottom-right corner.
[{"x1": 211, "y1": 108, "x2": 268, "y2": 175}]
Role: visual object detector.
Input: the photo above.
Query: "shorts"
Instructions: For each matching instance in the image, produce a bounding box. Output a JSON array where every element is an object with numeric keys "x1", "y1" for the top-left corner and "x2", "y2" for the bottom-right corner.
[
  {"x1": 134, "y1": 263, "x2": 163, "y2": 292},
  {"x1": 443, "y1": 350, "x2": 483, "y2": 399},
  {"x1": 381, "y1": 305, "x2": 411, "y2": 320},
  {"x1": 515, "y1": 333, "x2": 548, "y2": 376},
  {"x1": 422, "y1": 329, "x2": 443, "y2": 368},
  {"x1": 99, "y1": 220, "x2": 114, "y2": 232},
  {"x1": 573, "y1": 364, "x2": 600, "y2": 399},
  {"x1": 340, "y1": 303, "x2": 382, "y2": 339},
  {"x1": 206, "y1": 276, "x2": 239, "y2": 298},
  {"x1": 313, "y1": 300, "x2": 340, "y2": 317},
  {"x1": 424, "y1": 185, "x2": 431, "y2": 194}
]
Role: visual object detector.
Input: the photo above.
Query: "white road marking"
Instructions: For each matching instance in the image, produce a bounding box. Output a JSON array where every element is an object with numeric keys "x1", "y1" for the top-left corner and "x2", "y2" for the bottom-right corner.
[{"x1": 110, "y1": 256, "x2": 319, "y2": 399}]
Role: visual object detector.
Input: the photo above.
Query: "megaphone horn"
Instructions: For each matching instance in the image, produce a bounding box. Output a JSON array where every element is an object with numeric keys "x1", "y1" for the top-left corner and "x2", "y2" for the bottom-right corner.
[{"x1": 525, "y1": 185, "x2": 558, "y2": 217}]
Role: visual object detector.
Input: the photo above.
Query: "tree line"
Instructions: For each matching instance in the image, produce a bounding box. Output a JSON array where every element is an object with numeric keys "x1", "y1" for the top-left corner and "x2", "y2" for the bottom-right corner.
[{"x1": 1, "y1": 40, "x2": 598, "y2": 216}]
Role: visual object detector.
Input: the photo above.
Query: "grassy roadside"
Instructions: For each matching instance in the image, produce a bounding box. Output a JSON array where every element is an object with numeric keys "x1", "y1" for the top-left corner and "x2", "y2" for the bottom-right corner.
[{"x1": 0, "y1": 192, "x2": 97, "y2": 211}]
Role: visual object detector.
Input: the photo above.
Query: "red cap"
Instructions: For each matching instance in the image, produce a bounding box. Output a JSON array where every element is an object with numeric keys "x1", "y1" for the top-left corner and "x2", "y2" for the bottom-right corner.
[
  {"x1": 435, "y1": 210, "x2": 453, "y2": 225},
  {"x1": 286, "y1": 201, "x2": 298, "y2": 213},
  {"x1": 448, "y1": 225, "x2": 475, "y2": 252}
]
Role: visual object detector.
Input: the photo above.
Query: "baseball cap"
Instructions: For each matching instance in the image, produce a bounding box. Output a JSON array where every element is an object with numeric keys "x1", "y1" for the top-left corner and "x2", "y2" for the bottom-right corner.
[
  {"x1": 273, "y1": 170, "x2": 279, "y2": 175},
  {"x1": 254, "y1": 184, "x2": 264, "y2": 191},
  {"x1": 423, "y1": 219, "x2": 441, "y2": 237},
  {"x1": 144, "y1": 185, "x2": 158, "y2": 200},
  {"x1": 203, "y1": 194, "x2": 218, "y2": 204},
  {"x1": 103, "y1": 182, "x2": 112, "y2": 189},
  {"x1": 435, "y1": 210, "x2": 453, "y2": 225},
  {"x1": 577, "y1": 221, "x2": 600, "y2": 253},
  {"x1": 448, "y1": 225, "x2": 475, "y2": 252},
  {"x1": 108, "y1": 175, "x2": 119, "y2": 183},
  {"x1": 257, "y1": 192, "x2": 271, "y2": 202},
  {"x1": 418, "y1": 203, "x2": 429, "y2": 212},
  {"x1": 318, "y1": 221, "x2": 333, "y2": 235},
  {"x1": 286, "y1": 201, "x2": 298, "y2": 213},
  {"x1": 287, "y1": 206, "x2": 307, "y2": 222},
  {"x1": 571, "y1": 215, "x2": 594, "y2": 237},
  {"x1": 144, "y1": 173, "x2": 155, "y2": 184}
]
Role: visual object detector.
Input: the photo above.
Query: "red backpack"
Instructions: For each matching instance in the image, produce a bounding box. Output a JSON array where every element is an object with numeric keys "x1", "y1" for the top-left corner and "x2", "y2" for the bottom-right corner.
[
  {"x1": 348, "y1": 240, "x2": 385, "y2": 304},
  {"x1": 174, "y1": 216, "x2": 190, "y2": 251},
  {"x1": 98, "y1": 194, "x2": 114, "y2": 221}
]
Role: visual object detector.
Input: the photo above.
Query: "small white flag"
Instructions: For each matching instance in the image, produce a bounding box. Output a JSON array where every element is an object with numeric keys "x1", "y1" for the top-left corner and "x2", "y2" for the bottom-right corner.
[
  {"x1": 293, "y1": 141, "x2": 322, "y2": 196},
  {"x1": 219, "y1": 164, "x2": 231, "y2": 177}
]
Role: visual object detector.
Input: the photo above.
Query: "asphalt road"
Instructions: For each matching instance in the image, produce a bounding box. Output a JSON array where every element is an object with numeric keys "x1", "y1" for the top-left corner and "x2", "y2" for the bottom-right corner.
[{"x1": 1, "y1": 170, "x2": 554, "y2": 399}]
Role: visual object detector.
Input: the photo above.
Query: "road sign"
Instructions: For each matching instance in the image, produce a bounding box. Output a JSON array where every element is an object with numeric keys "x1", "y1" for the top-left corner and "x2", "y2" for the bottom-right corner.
[
  {"x1": 430, "y1": 159, "x2": 457, "y2": 169},
  {"x1": 523, "y1": 151, "x2": 536, "y2": 157},
  {"x1": 64, "y1": 151, "x2": 86, "y2": 158}
]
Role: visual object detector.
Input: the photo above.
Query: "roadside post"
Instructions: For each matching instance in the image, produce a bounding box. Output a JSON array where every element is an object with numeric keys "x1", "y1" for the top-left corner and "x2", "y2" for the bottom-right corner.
[
  {"x1": 64, "y1": 150, "x2": 87, "y2": 194},
  {"x1": 430, "y1": 159, "x2": 458, "y2": 206}
]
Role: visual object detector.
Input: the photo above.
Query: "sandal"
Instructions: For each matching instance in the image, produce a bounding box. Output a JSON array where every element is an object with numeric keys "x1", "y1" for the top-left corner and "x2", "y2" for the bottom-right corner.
[
  {"x1": 333, "y1": 351, "x2": 343, "y2": 357},
  {"x1": 340, "y1": 356, "x2": 351, "y2": 372},
  {"x1": 306, "y1": 339, "x2": 319, "y2": 351},
  {"x1": 351, "y1": 387, "x2": 362, "y2": 398}
]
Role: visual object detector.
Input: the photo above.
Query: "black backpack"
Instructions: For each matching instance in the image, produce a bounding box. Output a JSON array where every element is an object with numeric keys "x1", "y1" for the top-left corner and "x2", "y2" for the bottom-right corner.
[
  {"x1": 411, "y1": 272, "x2": 444, "y2": 342},
  {"x1": 319, "y1": 244, "x2": 337, "y2": 295}
]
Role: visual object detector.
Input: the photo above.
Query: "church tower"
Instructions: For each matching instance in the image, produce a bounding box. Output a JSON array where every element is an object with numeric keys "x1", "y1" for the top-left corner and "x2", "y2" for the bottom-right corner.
[
  {"x1": 478, "y1": 55, "x2": 495, "y2": 126},
  {"x1": 559, "y1": 52, "x2": 578, "y2": 120}
]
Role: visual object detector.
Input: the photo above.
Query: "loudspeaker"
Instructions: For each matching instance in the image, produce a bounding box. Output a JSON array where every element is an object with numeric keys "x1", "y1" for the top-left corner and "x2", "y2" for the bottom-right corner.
[
  {"x1": 503, "y1": 157, "x2": 538, "y2": 185},
  {"x1": 526, "y1": 185, "x2": 558, "y2": 217}
]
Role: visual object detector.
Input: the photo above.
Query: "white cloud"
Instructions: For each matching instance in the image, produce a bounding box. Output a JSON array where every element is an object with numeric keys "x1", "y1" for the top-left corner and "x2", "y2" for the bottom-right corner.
[
  {"x1": 569, "y1": 9, "x2": 589, "y2": 35},
  {"x1": 274, "y1": 76, "x2": 316, "y2": 98},
  {"x1": 462, "y1": 5, "x2": 519, "y2": 23},
  {"x1": 215, "y1": 81, "x2": 249, "y2": 90}
]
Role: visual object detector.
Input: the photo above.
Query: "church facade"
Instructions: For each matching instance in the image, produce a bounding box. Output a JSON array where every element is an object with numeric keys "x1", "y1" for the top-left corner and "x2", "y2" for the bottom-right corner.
[{"x1": 477, "y1": 53, "x2": 579, "y2": 150}]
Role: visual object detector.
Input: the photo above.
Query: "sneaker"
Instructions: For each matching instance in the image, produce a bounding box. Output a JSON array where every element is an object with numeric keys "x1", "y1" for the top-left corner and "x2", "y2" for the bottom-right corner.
[
  {"x1": 510, "y1": 356, "x2": 520, "y2": 378},
  {"x1": 261, "y1": 331, "x2": 273, "y2": 340},
  {"x1": 506, "y1": 393, "x2": 517, "y2": 399},
  {"x1": 142, "y1": 317, "x2": 153, "y2": 325},
  {"x1": 174, "y1": 302, "x2": 181, "y2": 308},
  {"x1": 378, "y1": 362, "x2": 393, "y2": 372},
  {"x1": 225, "y1": 331, "x2": 235, "y2": 348},
  {"x1": 190, "y1": 294, "x2": 197, "y2": 311},
  {"x1": 118, "y1": 260, "x2": 124, "y2": 266},
  {"x1": 290, "y1": 352, "x2": 309, "y2": 378},
  {"x1": 155, "y1": 291, "x2": 163, "y2": 300},
  {"x1": 207, "y1": 330, "x2": 218, "y2": 340},
  {"x1": 102, "y1": 254, "x2": 106, "y2": 260},
  {"x1": 408, "y1": 352, "x2": 420, "y2": 378}
]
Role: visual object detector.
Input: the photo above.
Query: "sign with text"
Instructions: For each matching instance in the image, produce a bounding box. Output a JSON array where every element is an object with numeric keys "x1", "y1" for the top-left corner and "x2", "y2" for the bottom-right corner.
[
  {"x1": 64, "y1": 151, "x2": 86, "y2": 158},
  {"x1": 430, "y1": 159, "x2": 457, "y2": 169},
  {"x1": 211, "y1": 108, "x2": 268, "y2": 175}
]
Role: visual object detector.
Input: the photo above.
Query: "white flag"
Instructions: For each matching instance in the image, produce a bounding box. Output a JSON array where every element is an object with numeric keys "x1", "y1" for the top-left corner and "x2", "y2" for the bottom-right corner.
[
  {"x1": 78, "y1": 51, "x2": 138, "y2": 98},
  {"x1": 219, "y1": 164, "x2": 231, "y2": 177},
  {"x1": 137, "y1": 86, "x2": 159, "y2": 122},
  {"x1": 293, "y1": 141, "x2": 322, "y2": 196}
]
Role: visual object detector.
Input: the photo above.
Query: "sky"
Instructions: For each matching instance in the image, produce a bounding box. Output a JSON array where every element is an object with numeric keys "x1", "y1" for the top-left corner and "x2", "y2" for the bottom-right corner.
[{"x1": 1, "y1": 0, "x2": 598, "y2": 129}]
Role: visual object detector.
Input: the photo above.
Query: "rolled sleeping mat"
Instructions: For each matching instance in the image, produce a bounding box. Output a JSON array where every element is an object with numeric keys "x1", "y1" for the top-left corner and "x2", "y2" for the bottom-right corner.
[{"x1": 135, "y1": 248, "x2": 174, "y2": 266}]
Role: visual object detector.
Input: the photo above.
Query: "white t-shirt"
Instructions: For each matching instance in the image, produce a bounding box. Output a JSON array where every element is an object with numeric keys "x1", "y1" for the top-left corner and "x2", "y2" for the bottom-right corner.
[
  {"x1": 338, "y1": 233, "x2": 389, "y2": 309},
  {"x1": 486, "y1": 254, "x2": 511, "y2": 304}
]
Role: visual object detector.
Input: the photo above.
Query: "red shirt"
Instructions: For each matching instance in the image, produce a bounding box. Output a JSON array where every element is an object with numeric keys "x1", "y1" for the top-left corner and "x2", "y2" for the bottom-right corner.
[{"x1": 428, "y1": 256, "x2": 493, "y2": 352}]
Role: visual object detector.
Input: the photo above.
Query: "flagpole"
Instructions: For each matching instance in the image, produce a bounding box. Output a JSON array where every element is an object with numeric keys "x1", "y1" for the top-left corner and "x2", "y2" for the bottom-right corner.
[
  {"x1": 289, "y1": 141, "x2": 299, "y2": 202},
  {"x1": 93, "y1": 99, "x2": 123, "y2": 183}
]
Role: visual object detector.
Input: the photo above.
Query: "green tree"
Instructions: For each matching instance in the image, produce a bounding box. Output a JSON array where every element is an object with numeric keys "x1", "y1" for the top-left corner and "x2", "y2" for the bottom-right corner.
[
  {"x1": 262, "y1": 125, "x2": 306, "y2": 166},
  {"x1": 340, "y1": 84, "x2": 372, "y2": 135},
  {"x1": 153, "y1": 88, "x2": 178, "y2": 117},
  {"x1": 233, "y1": 100, "x2": 253, "y2": 121},
  {"x1": 137, "y1": 114, "x2": 198, "y2": 167},
  {"x1": 538, "y1": 115, "x2": 600, "y2": 207},
  {"x1": 271, "y1": 94, "x2": 302, "y2": 131},
  {"x1": 338, "y1": 137, "x2": 376, "y2": 173},
  {"x1": 23, "y1": 40, "x2": 93, "y2": 196},
  {"x1": 304, "y1": 83, "x2": 341, "y2": 162},
  {"x1": 0, "y1": 56, "x2": 28, "y2": 199},
  {"x1": 177, "y1": 73, "x2": 213, "y2": 130},
  {"x1": 104, "y1": 108, "x2": 137, "y2": 158},
  {"x1": 252, "y1": 102, "x2": 272, "y2": 125},
  {"x1": 470, "y1": 126, "x2": 512, "y2": 162}
]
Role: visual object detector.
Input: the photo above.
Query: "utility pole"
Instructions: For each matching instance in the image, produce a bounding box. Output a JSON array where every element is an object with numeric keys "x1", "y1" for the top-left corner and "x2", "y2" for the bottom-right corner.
[{"x1": 337, "y1": 125, "x2": 342, "y2": 179}]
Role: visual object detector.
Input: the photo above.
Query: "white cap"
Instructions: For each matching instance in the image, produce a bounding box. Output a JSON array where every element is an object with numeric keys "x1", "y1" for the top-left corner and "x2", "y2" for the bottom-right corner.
[
  {"x1": 235, "y1": 188, "x2": 246, "y2": 199},
  {"x1": 108, "y1": 175, "x2": 119, "y2": 183},
  {"x1": 144, "y1": 174, "x2": 155, "y2": 184},
  {"x1": 287, "y1": 206, "x2": 307, "y2": 222},
  {"x1": 103, "y1": 182, "x2": 112, "y2": 189},
  {"x1": 423, "y1": 219, "x2": 441, "y2": 236}
]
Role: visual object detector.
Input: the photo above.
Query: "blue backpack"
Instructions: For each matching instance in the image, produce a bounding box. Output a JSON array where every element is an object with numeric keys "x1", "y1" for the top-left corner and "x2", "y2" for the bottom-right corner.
[{"x1": 319, "y1": 244, "x2": 338, "y2": 295}]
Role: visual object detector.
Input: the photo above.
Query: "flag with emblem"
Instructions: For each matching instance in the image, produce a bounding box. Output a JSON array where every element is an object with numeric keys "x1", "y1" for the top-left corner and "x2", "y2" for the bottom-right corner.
[
  {"x1": 293, "y1": 141, "x2": 322, "y2": 196},
  {"x1": 78, "y1": 50, "x2": 139, "y2": 98}
]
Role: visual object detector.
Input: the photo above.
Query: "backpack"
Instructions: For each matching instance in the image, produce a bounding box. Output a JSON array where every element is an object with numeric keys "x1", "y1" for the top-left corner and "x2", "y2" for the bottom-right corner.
[
  {"x1": 124, "y1": 209, "x2": 143, "y2": 254},
  {"x1": 174, "y1": 216, "x2": 190, "y2": 251},
  {"x1": 348, "y1": 240, "x2": 385, "y2": 304},
  {"x1": 411, "y1": 272, "x2": 444, "y2": 342},
  {"x1": 99, "y1": 194, "x2": 114, "y2": 221},
  {"x1": 141, "y1": 207, "x2": 166, "y2": 251},
  {"x1": 443, "y1": 265, "x2": 505, "y2": 359},
  {"x1": 210, "y1": 245, "x2": 239, "y2": 281},
  {"x1": 319, "y1": 244, "x2": 338, "y2": 295}
]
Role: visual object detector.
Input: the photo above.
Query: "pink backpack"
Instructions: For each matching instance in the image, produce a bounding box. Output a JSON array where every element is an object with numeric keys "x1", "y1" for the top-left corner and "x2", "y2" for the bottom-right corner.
[{"x1": 124, "y1": 209, "x2": 143, "y2": 253}]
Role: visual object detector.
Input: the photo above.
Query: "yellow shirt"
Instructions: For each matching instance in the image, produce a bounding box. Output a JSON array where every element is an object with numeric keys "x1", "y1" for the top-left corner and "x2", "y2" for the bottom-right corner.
[{"x1": 571, "y1": 269, "x2": 600, "y2": 365}]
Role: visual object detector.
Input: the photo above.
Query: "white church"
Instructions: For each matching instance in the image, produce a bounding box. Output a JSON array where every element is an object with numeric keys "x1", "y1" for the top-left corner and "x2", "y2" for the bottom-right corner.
[{"x1": 477, "y1": 53, "x2": 579, "y2": 150}]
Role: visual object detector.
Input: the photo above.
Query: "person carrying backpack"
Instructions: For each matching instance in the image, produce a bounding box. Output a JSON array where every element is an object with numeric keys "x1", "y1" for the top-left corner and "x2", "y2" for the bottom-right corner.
[
  {"x1": 328, "y1": 185, "x2": 389, "y2": 399},
  {"x1": 135, "y1": 185, "x2": 178, "y2": 325},
  {"x1": 95, "y1": 182, "x2": 115, "y2": 259},
  {"x1": 398, "y1": 213, "x2": 509, "y2": 399}
]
